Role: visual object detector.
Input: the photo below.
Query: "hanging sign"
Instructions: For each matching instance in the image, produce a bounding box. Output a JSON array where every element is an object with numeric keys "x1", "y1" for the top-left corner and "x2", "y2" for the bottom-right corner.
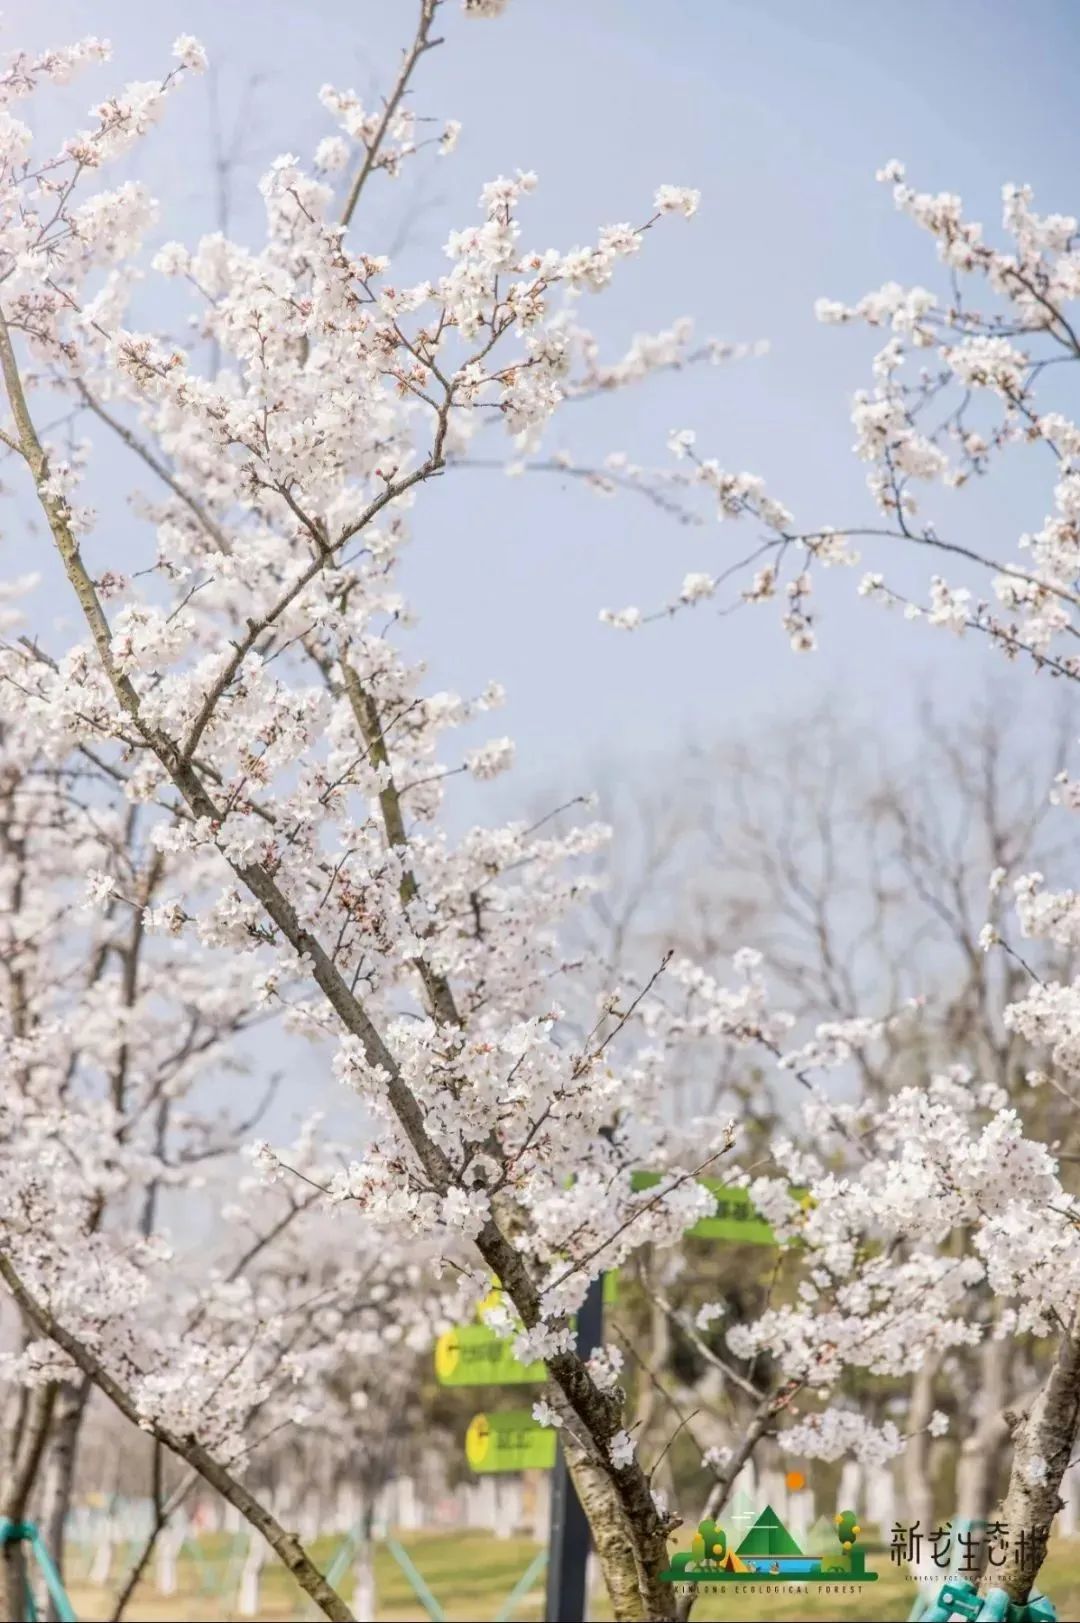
[
  {"x1": 435, "y1": 1324, "x2": 547, "y2": 1387},
  {"x1": 631, "y1": 1172, "x2": 796, "y2": 1244},
  {"x1": 465, "y1": 1411, "x2": 558, "y2": 1474}
]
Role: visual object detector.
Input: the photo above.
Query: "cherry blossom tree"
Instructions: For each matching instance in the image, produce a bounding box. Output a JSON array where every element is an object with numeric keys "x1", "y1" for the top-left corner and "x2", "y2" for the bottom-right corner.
[
  {"x1": 809, "y1": 160, "x2": 1080, "y2": 1611},
  {"x1": 0, "y1": 710, "x2": 270, "y2": 1617},
  {"x1": 0, "y1": 8, "x2": 731, "y2": 1620},
  {"x1": 2, "y1": 1, "x2": 1079, "y2": 1619},
  {"x1": 99, "y1": 1146, "x2": 456, "y2": 1623},
  {"x1": 606, "y1": 162, "x2": 1080, "y2": 1610},
  {"x1": 578, "y1": 704, "x2": 1078, "y2": 1567}
]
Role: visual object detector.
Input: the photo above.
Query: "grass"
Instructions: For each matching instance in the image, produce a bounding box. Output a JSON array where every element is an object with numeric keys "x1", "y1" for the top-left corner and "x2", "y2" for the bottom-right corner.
[{"x1": 61, "y1": 1528, "x2": 1080, "y2": 1621}]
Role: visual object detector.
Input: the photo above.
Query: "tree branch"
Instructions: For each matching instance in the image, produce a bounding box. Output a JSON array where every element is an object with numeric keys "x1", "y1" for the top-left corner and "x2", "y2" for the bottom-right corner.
[{"x1": 0, "y1": 1254, "x2": 354, "y2": 1623}]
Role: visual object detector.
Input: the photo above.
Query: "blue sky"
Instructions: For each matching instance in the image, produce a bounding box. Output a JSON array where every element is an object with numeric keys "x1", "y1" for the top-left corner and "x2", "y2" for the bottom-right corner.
[
  {"x1": 7, "y1": 0, "x2": 1076, "y2": 798},
  {"x1": 4, "y1": 1, "x2": 1076, "y2": 1135}
]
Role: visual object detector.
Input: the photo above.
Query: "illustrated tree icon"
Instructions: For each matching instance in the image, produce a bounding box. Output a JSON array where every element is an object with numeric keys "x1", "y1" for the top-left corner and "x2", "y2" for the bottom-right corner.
[
  {"x1": 835, "y1": 1510, "x2": 861, "y2": 1549},
  {"x1": 691, "y1": 1518, "x2": 727, "y2": 1568},
  {"x1": 833, "y1": 1509, "x2": 862, "y2": 1573}
]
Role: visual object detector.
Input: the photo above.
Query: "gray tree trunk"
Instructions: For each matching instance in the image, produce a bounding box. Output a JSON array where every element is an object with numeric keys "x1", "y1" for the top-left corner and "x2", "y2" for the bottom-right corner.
[
  {"x1": 981, "y1": 1315, "x2": 1080, "y2": 1605},
  {"x1": 902, "y1": 1357, "x2": 939, "y2": 1546},
  {"x1": 955, "y1": 1337, "x2": 1013, "y2": 1580},
  {"x1": 1, "y1": 1383, "x2": 57, "y2": 1623},
  {"x1": 39, "y1": 1378, "x2": 90, "y2": 1620}
]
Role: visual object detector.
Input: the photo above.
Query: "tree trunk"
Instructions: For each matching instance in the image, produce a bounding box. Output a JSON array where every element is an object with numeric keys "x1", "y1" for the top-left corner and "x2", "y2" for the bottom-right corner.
[
  {"x1": 1, "y1": 1516, "x2": 28, "y2": 1619},
  {"x1": 903, "y1": 1357, "x2": 939, "y2": 1548},
  {"x1": 39, "y1": 1378, "x2": 90, "y2": 1620},
  {"x1": 352, "y1": 1500, "x2": 376, "y2": 1623},
  {"x1": 3, "y1": 1379, "x2": 28, "y2": 1479},
  {"x1": 632, "y1": 1278, "x2": 676, "y2": 1510},
  {"x1": 563, "y1": 1438, "x2": 675, "y2": 1622},
  {"x1": 953, "y1": 1338, "x2": 1013, "y2": 1579},
  {"x1": 474, "y1": 1220, "x2": 677, "y2": 1622},
  {"x1": 1, "y1": 1382, "x2": 57, "y2": 1623},
  {"x1": 981, "y1": 1314, "x2": 1080, "y2": 1605}
]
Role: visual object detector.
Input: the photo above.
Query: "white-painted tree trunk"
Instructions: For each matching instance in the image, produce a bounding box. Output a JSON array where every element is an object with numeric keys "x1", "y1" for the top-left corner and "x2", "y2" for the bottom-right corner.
[
  {"x1": 89, "y1": 1527, "x2": 112, "y2": 1585},
  {"x1": 493, "y1": 1476, "x2": 517, "y2": 1538},
  {"x1": 865, "y1": 1466, "x2": 895, "y2": 1538},
  {"x1": 237, "y1": 1530, "x2": 266, "y2": 1617},
  {"x1": 300, "y1": 1491, "x2": 321, "y2": 1544},
  {"x1": 397, "y1": 1475, "x2": 419, "y2": 1530},
  {"x1": 353, "y1": 1536, "x2": 376, "y2": 1623},
  {"x1": 837, "y1": 1459, "x2": 863, "y2": 1514},
  {"x1": 155, "y1": 1518, "x2": 186, "y2": 1596}
]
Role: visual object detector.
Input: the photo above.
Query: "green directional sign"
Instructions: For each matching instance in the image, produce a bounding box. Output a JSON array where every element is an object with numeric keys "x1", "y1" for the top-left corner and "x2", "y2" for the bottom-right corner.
[
  {"x1": 631, "y1": 1173, "x2": 799, "y2": 1244},
  {"x1": 435, "y1": 1324, "x2": 546, "y2": 1387},
  {"x1": 465, "y1": 1410, "x2": 558, "y2": 1474},
  {"x1": 437, "y1": 1275, "x2": 618, "y2": 1386}
]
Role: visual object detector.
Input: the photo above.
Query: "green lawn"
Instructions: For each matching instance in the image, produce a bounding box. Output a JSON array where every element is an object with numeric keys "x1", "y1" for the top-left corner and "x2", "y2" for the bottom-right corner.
[{"x1": 62, "y1": 1528, "x2": 1080, "y2": 1621}]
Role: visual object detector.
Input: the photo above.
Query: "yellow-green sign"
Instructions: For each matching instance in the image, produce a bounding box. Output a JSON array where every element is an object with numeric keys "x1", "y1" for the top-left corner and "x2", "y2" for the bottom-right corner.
[
  {"x1": 465, "y1": 1410, "x2": 558, "y2": 1474},
  {"x1": 437, "y1": 1275, "x2": 617, "y2": 1386},
  {"x1": 631, "y1": 1173, "x2": 792, "y2": 1244},
  {"x1": 435, "y1": 1324, "x2": 546, "y2": 1387}
]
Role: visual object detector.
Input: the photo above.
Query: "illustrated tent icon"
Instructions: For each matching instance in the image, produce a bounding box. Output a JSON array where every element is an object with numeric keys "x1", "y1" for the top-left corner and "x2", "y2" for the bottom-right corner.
[
  {"x1": 718, "y1": 1549, "x2": 751, "y2": 1573},
  {"x1": 734, "y1": 1505, "x2": 804, "y2": 1559}
]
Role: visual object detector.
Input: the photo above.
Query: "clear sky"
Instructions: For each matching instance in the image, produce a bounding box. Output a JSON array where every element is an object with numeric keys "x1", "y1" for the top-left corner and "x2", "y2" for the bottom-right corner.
[
  {"x1": 6, "y1": 0, "x2": 1078, "y2": 793},
  {"x1": 4, "y1": 1, "x2": 1077, "y2": 1134}
]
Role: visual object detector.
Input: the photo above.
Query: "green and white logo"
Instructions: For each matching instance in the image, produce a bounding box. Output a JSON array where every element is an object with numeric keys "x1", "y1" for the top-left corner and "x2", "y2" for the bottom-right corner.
[{"x1": 659, "y1": 1504, "x2": 879, "y2": 1586}]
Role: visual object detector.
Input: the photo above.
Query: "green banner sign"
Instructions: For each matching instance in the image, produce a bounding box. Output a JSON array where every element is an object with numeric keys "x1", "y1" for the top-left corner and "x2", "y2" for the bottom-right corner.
[
  {"x1": 631, "y1": 1173, "x2": 793, "y2": 1244},
  {"x1": 465, "y1": 1410, "x2": 558, "y2": 1473},
  {"x1": 435, "y1": 1325, "x2": 546, "y2": 1387}
]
